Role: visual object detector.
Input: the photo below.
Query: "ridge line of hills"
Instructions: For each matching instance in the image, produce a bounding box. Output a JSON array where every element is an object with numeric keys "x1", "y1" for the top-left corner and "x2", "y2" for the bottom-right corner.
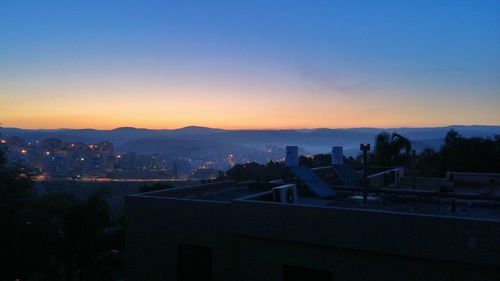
[{"x1": 1, "y1": 125, "x2": 498, "y2": 156}]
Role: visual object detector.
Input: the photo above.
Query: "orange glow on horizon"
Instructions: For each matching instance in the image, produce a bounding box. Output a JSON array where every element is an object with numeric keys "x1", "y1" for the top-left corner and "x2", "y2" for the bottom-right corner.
[
  {"x1": 2, "y1": 115, "x2": 498, "y2": 131},
  {"x1": 1, "y1": 77, "x2": 499, "y2": 130}
]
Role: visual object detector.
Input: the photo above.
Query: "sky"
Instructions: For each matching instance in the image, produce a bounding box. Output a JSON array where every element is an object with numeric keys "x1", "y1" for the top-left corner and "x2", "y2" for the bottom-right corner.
[{"x1": 1, "y1": 0, "x2": 499, "y2": 129}]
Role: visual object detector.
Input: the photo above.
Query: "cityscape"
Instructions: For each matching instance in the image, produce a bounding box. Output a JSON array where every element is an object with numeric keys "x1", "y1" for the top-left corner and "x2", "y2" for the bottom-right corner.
[{"x1": 0, "y1": 133, "x2": 286, "y2": 181}]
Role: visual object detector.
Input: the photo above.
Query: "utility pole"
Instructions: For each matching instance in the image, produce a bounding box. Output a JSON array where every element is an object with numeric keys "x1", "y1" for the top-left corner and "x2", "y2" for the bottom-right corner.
[
  {"x1": 360, "y1": 143, "x2": 370, "y2": 204},
  {"x1": 411, "y1": 149, "x2": 416, "y2": 190}
]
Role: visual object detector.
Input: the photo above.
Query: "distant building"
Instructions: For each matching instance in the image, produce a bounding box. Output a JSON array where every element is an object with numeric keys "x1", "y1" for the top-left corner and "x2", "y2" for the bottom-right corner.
[
  {"x1": 82, "y1": 141, "x2": 114, "y2": 177},
  {"x1": 42, "y1": 138, "x2": 63, "y2": 151},
  {"x1": 44, "y1": 154, "x2": 66, "y2": 177}
]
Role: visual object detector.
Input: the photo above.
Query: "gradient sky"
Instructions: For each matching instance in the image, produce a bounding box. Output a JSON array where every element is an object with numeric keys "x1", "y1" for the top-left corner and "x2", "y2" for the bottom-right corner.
[{"x1": 1, "y1": 0, "x2": 499, "y2": 129}]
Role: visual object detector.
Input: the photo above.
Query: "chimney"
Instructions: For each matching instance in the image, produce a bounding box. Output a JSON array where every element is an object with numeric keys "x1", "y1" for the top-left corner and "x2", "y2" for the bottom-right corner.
[
  {"x1": 285, "y1": 146, "x2": 299, "y2": 167},
  {"x1": 331, "y1": 146, "x2": 343, "y2": 165}
]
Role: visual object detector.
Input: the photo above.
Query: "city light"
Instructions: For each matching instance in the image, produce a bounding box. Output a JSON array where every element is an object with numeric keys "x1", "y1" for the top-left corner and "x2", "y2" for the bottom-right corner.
[
  {"x1": 21, "y1": 149, "x2": 27, "y2": 154},
  {"x1": 0, "y1": 139, "x2": 6, "y2": 144},
  {"x1": 45, "y1": 151, "x2": 50, "y2": 155}
]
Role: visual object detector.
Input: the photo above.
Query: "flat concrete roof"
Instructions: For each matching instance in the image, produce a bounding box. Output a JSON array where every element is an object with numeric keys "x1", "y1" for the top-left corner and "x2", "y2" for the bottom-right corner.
[
  {"x1": 245, "y1": 190, "x2": 500, "y2": 221},
  {"x1": 178, "y1": 185, "x2": 258, "y2": 202},
  {"x1": 134, "y1": 180, "x2": 500, "y2": 220},
  {"x1": 136, "y1": 181, "x2": 261, "y2": 203}
]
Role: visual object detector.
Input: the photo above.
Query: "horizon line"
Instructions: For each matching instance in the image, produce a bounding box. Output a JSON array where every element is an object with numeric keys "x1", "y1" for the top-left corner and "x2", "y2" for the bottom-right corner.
[{"x1": 1, "y1": 124, "x2": 499, "y2": 132}]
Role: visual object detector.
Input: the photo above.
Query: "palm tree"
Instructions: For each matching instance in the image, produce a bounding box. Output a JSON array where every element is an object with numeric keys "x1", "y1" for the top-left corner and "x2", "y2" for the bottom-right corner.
[
  {"x1": 391, "y1": 133, "x2": 412, "y2": 156},
  {"x1": 372, "y1": 132, "x2": 412, "y2": 166}
]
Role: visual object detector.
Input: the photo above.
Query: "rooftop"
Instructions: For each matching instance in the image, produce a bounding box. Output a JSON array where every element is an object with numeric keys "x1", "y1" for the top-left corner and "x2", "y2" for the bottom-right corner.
[
  {"x1": 137, "y1": 175, "x2": 500, "y2": 221},
  {"x1": 247, "y1": 190, "x2": 500, "y2": 220},
  {"x1": 139, "y1": 181, "x2": 260, "y2": 203}
]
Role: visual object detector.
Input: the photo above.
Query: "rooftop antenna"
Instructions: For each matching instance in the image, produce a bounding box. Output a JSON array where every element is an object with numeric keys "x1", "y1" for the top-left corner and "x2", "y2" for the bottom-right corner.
[
  {"x1": 411, "y1": 149, "x2": 416, "y2": 190},
  {"x1": 360, "y1": 144, "x2": 370, "y2": 204}
]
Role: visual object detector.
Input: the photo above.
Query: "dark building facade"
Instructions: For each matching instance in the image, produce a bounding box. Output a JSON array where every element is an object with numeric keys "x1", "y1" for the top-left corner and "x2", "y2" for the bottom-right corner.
[{"x1": 125, "y1": 178, "x2": 500, "y2": 281}]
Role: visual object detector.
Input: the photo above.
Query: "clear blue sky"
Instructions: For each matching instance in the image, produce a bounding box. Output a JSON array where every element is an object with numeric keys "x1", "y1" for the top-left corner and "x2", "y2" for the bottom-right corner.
[{"x1": 1, "y1": 0, "x2": 499, "y2": 129}]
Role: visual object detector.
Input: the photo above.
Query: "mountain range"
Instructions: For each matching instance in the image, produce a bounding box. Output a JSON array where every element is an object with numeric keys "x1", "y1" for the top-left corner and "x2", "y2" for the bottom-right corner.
[{"x1": 1, "y1": 125, "x2": 498, "y2": 156}]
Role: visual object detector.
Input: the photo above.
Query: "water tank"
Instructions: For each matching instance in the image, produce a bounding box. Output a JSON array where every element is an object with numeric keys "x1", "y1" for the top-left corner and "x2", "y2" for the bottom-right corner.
[
  {"x1": 332, "y1": 146, "x2": 343, "y2": 165},
  {"x1": 285, "y1": 146, "x2": 299, "y2": 167}
]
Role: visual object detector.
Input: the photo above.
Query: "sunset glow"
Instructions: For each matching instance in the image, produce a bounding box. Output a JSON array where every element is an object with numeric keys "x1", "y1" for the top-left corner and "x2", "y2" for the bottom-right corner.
[{"x1": 1, "y1": 1, "x2": 499, "y2": 129}]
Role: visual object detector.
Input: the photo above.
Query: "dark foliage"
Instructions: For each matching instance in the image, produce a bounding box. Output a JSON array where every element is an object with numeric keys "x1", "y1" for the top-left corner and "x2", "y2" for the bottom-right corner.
[
  {"x1": 225, "y1": 161, "x2": 286, "y2": 181},
  {"x1": 370, "y1": 132, "x2": 412, "y2": 167},
  {"x1": 226, "y1": 130, "x2": 499, "y2": 181},
  {"x1": 0, "y1": 148, "x2": 122, "y2": 281},
  {"x1": 224, "y1": 154, "x2": 362, "y2": 181},
  {"x1": 416, "y1": 148, "x2": 440, "y2": 177},
  {"x1": 0, "y1": 147, "x2": 36, "y2": 280},
  {"x1": 371, "y1": 130, "x2": 500, "y2": 176},
  {"x1": 438, "y1": 130, "x2": 500, "y2": 174}
]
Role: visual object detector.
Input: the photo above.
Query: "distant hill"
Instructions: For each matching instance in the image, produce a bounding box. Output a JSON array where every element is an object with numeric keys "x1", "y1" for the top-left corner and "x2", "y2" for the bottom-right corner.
[
  {"x1": 1, "y1": 125, "x2": 498, "y2": 156},
  {"x1": 119, "y1": 138, "x2": 252, "y2": 158}
]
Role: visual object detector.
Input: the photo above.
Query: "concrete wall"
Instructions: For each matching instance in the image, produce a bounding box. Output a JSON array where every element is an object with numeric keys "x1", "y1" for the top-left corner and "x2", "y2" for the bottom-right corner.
[
  {"x1": 232, "y1": 198, "x2": 500, "y2": 268},
  {"x1": 400, "y1": 176, "x2": 452, "y2": 189},
  {"x1": 236, "y1": 236, "x2": 500, "y2": 281},
  {"x1": 447, "y1": 172, "x2": 500, "y2": 186},
  {"x1": 368, "y1": 168, "x2": 404, "y2": 188},
  {"x1": 125, "y1": 195, "x2": 236, "y2": 281},
  {"x1": 142, "y1": 180, "x2": 236, "y2": 198}
]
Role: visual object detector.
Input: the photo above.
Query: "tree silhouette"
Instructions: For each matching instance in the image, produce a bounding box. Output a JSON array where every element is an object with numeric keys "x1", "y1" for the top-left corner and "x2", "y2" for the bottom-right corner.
[
  {"x1": 0, "y1": 145, "x2": 119, "y2": 281},
  {"x1": 225, "y1": 161, "x2": 286, "y2": 181},
  {"x1": 371, "y1": 132, "x2": 412, "y2": 166},
  {"x1": 416, "y1": 148, "x2": 440, "y2": 177},
  {"x1": 439, "y1": 130, "x2": 500, "y2": 174},
  {"x1": 0, "y1": 146, "x2": 38, "y2": 280}
]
